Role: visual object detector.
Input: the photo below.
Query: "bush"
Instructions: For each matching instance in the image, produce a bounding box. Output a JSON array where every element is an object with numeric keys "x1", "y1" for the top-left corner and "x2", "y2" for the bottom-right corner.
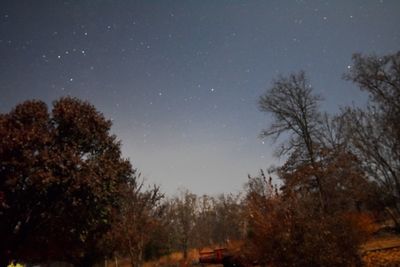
[{"x1": 244, "y1": 176, "x2": 372, "y2": 267}]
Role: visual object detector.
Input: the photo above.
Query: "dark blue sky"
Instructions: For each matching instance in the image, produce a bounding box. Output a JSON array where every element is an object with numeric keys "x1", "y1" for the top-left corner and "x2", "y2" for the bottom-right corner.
[{"x1": 1, "y1": 1, "x2": 399, "y2": 195}]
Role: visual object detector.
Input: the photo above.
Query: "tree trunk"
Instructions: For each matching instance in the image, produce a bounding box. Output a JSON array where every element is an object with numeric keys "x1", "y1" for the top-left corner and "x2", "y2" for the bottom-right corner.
[
  {"x1": 386, "y1": 207, "x2": 400, "y2": 232},
  {"x1": 183, "y1": 245, "x2": 188, "y2": 260},
  {"x1": 136, "y1": 238, "x2": 144, "y2": 267},
  {"x1": 114, "y1": 255, "x2": 118, "y2": 267}
]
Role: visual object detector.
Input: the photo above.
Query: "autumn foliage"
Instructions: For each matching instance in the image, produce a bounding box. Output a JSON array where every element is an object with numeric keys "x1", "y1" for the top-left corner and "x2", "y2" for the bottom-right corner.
[
  {"x1": 0, "y1": 97, "x2": 134, "y2": 266},
  {"x1": 244, "y1": 173, "x2": 374, "y2": 267}
]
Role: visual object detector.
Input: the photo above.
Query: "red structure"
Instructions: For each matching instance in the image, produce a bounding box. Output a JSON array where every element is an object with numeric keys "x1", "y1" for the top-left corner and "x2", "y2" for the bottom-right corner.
[
  {"x1": 199, "y1": 248, "x2": 229, "y2": 264},
  {"x1": 199, "y1": 248, "x2": 247, "y2": 267}
]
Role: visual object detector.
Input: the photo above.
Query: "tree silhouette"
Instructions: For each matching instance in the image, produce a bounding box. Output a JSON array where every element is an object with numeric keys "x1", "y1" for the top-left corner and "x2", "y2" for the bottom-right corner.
[
  {"x1": 343, "y1": 51, "x2": 400, "y2": 229},
  {"x1": 0, "y1": 97, "x2": 134, "y2": 266},
  {"x1": 258, "y1": 71, "x2": 326, "y2": 209}
]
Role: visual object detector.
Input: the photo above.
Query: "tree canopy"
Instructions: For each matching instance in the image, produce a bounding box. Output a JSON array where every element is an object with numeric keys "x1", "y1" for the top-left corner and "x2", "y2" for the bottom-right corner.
[{"x1": 0, "y1": 97, "x2": 134, "y2": 266}]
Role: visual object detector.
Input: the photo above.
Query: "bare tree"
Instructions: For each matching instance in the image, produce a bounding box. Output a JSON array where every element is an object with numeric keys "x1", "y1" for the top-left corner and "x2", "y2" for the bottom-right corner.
[
  {"x1": 193, "y1": 195, "x2": 216, "y2": 248},
  {"x1": 344, "y1": 52, "x2": 400, "y2": 131},
  {"x1": 172, "y1": 190, "x2": 197, "y2": 260},
  {"x1": 211, "y1": 194, "x2": 244, "y2": 246},
  {"x1": 259, "y1": 71, "x2": 322, "y2": 159},
  {"x1": 259, "y1": 71, "x2": 326, "y2": 209},
  {"x1": 343, "y1": 51, "x2": 400, "y2": 228},
  {"x1": 105, "y1": 175, "x2": 163, "y2": 267}
]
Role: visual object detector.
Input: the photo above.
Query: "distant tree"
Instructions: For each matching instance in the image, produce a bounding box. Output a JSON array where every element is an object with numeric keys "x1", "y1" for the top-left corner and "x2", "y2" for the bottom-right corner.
[
  {"x1": 172, "y1": 190, "x2": 197, "y2": 260},
  {"x1": 192, "y1": 194, "x2": 244, "y2": 248},
  {"x1": 152, "y1": 199, "x2": 181, "y2": 256},
  {"x1": 105, "y1": 176, "x2": 163, "y2": 267},
  {"x1": 192, "y1": 195, "x2": 216, "y2": 248},
  {"x1": 343, "y1": 51, "x2": 400, "y2": 228},
  {"x1": 142, "y1": 208, "x2": 172, "y2": 261},
  {"x1": 211, "y1": 194, "x2": 244, "y2": 245},
  {"x1": 0, "y1": 97, "x2": 134, "y2": 267}
]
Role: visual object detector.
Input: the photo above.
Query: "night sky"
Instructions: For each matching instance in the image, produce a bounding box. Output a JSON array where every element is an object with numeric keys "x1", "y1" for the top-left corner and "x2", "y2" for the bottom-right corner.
[{"x1": 1, "y1": 1, "x2": 399, "y2": 195}]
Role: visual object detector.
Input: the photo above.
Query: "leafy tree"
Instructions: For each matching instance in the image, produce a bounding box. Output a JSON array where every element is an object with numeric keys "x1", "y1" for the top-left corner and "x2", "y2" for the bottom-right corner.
[{"x1": 0, "y1": 97, "x2": 134, "y2": 266}]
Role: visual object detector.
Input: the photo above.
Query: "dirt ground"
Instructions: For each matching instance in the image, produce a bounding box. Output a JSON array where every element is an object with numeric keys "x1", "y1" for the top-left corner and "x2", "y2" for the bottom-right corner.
[{"x1": 362, "y1": 235, "x2": 400, "y2": 267}]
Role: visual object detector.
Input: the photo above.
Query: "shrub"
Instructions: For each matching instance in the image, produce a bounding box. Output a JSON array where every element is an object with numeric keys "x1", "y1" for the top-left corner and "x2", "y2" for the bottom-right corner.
[{"x1": 244, "y1": 176, "x2": 371, "y2": 267}]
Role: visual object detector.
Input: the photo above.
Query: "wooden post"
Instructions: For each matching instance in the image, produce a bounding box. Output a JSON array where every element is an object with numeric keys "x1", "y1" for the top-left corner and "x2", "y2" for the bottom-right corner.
[{"x1": 114, "y1": 255, "x2": 118, "y2": 267}]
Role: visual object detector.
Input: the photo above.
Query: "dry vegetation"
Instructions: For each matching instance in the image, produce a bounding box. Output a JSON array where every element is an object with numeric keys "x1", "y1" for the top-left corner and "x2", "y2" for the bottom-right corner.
[
  {"x1": 106, "y1": 235, "x2": 400, "y2": 267},
  {"x1": 362, "y1": 236, "x2": 400, "y2": 266},
  {"x1": 104, "y1": 249, "x2": 200, "y2": 267}
]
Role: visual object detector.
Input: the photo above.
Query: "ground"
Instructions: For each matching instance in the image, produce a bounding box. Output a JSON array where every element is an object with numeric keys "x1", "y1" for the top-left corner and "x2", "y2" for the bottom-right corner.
[{"x1": 362, "y1": 235, "x2": 400, "y2": 267}]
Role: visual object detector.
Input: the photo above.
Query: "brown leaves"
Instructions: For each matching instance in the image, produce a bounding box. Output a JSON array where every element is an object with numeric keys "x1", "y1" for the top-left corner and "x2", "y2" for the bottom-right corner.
[
  {"x1": 0, "y1": 97, "x2": 134, "y2": 264},
  {"x1": 244, "y1": 177, "x2": 371, "y2": 267}
]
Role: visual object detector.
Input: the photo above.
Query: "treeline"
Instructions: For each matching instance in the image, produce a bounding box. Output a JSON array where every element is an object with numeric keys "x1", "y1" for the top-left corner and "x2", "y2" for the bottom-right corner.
[
  {"x1": 0, "y1": 51, "x2": 399, "y2": 267},
  {"x1": 146, "y1": 191, "x2": 245, "y2": 260}
]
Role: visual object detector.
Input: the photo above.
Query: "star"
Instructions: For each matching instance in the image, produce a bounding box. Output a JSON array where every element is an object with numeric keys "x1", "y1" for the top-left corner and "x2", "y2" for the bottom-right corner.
[{"x1": 1, "y1": 0, "x2": 398, "y2": 197}]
